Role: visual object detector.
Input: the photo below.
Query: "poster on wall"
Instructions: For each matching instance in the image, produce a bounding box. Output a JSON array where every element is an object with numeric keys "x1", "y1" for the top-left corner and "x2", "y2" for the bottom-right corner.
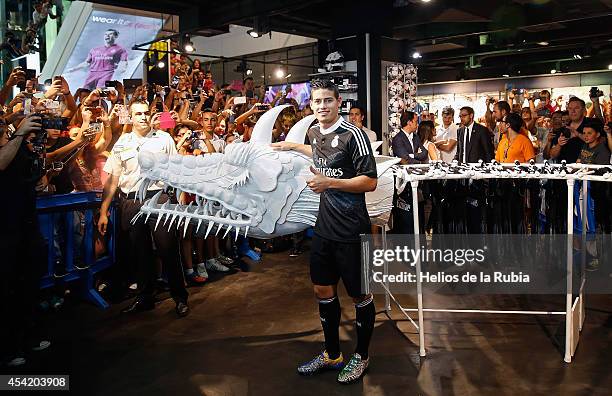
[{"x1": 62, "y1": 10, "x2": 162, "y2": 90}]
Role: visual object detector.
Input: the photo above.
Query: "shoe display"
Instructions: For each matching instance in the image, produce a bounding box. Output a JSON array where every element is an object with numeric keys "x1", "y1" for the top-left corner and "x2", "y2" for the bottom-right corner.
[
  {"x1": 196, "y1": 263, "x2": 210, "y2": 278},
  {"x1": 186, "y1": 271, "x2": 207, "y2": 285},
  {"x1": 297, "y1": 350, "x2": 344, "y2": 375},
  {"x1": 175, "y1": 301, "x2": 190, "y2": 317},
  {"x1": 121, "y1": 298, "x2": 155, "y2": 314},
  {"x1": 337, "y1": 353, "x2": 369, "y2": 384},
  {"x1": 205, "y1": 258, "x2": 230, "y2": 272}
]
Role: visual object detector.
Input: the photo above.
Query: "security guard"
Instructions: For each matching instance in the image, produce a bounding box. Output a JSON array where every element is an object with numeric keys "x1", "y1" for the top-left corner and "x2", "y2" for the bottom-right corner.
[{"x1": 98, "y1": 100, "x2": 189, "y2": 317}]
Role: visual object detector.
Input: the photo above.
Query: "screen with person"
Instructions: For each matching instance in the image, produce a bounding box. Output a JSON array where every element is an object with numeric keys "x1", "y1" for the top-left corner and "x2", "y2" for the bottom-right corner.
[
  {"x1": 264, "y1": 82, "x2": 311, "y2": 109},
  {"x1": 62, "y1": 10, "x2": 162, "y2": 90}
]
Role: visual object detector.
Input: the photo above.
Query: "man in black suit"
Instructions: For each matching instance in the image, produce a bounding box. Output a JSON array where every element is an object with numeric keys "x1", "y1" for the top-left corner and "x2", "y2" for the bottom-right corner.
[
  {"x1": 391, "y1": 111, "x2": 428, "y2": 234},
  {"x1": 455, "y1": 106, "x2": 494, "y2": 164},
  {"x1": 454, "y1": 106, "x2": 494, "y2": 233},
  {"x1": 392, "y1": 110, "x2": 428, "y2": 165}
]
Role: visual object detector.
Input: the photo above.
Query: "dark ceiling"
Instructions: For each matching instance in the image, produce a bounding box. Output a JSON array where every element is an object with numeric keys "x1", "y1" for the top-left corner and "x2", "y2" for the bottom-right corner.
[{"x1": 86, "y1": 0, "x2": 612, "y2": 80}]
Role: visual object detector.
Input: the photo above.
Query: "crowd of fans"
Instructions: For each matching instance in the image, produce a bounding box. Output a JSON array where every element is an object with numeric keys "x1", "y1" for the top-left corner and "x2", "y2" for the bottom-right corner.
[{"x1": 393, "y1": 88, "x2": 612, "y2": 238}]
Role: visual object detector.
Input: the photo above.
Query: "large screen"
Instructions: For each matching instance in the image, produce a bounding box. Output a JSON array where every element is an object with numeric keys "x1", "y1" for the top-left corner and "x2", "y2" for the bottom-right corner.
[
  {"x1": 62, "y1": 10, "x2": 162, "y2": 90},
  {"x1": 264, "y1": 82, "x2": 311, "y2": 110}
]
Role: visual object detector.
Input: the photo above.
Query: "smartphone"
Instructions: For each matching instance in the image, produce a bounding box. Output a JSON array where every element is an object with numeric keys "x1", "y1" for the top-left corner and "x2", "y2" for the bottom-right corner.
[
  {"x1": 155, "y1": 101, "x2": 164, "y2": 112},
  {"x1": 25, "y1": 69, "x2": 36, "y2": 81},
  {"x1": 256, "y1": 104, "x2": 269, "y2": 111},
  {"x1": 234, "y1": 96, "x2": 247, "y2": 105}
]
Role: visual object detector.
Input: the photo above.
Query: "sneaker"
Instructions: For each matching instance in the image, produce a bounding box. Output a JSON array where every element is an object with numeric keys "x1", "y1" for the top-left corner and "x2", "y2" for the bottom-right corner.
[
  {"x1": 205, "y1": 258, "x2": 230, "y2": 272},
  {"x1": 31, "y1": 340, "x2": 51, "y2": 352},
  {"x1": 289, "y1": 247, "x2": 303, "y2": 257},
  {"x1": 337, "y1": 353, "x2": 369, "y2": 384},
  {"x1": 196, "y1": 263, "x2": 209, "y2": 278},
  {"x1": 186, "y1": 271, "x2": 207, "y2": 285},
  {"x1": 7, "y1": 356, "x2": 26, "y2": 367},
  {"x1": 216, "y1": 254, "x2": 234, "y2": 266},
  {"x1": 297, "y1": 350, "x2": 344, "y2": 375}
]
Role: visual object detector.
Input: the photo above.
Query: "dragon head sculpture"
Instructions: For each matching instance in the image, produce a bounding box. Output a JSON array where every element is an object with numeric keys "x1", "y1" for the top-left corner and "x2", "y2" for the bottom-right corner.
[{"x1": 133, "y1": 105, "x2": 399, "y2": 239}]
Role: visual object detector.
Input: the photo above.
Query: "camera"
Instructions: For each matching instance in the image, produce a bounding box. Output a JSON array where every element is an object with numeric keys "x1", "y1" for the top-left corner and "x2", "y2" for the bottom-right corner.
[
  {"x1": 105, "y1": 80, "x2": 119, "y2": 88},
  {"x1": 256, "y1": 104, "x2": 269, "y2": 111},
  {"x1": 560, "y1": 127, "x2": 571, "y2": 139},
  {"x1": 589, "y1": 87, "x2": 604, "y2": 98},
  {"x1": 38, "y1": 114, "x2": 69, "y2": 131},
  {"x1": 99, "y1": 88, "x2": 112, "y2": 97}
]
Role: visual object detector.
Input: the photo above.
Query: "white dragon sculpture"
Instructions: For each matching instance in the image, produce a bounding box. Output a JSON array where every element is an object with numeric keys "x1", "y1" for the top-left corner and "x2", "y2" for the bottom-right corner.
[{"x1": 132, "y1": 105, "x2": 401, "y2": 239}]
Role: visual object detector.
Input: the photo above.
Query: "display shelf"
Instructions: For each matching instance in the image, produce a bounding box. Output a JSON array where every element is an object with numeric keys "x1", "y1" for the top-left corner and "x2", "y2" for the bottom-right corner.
[{"x1": 308, "y1": 70, "x2": 358, "y2": 77}]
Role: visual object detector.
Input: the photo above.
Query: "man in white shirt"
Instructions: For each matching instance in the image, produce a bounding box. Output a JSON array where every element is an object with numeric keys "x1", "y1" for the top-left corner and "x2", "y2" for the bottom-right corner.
[
  {"x1": 434, "y1": 107, "x2": 458, "y2": 163},
  {"x1": 98, "y1": 101, "x2": 189, "y2": 317},
  {"x1": 348, "y1": 106, "x2": 377, "y2": 143}
]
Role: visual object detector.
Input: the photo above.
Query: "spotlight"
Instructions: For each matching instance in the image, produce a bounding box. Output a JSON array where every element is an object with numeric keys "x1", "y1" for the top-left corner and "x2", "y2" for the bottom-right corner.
[
  {"x1": 537, "y1": 41, "x2": 549, "y2": 46},
  {"x1": 421, "y1": 0, "x2": 431, "y2": 2},
  {"x1": 412, "y1": 51, "x2": 422, "y2": 59},
  {"x1": 246, "y1": 68, "x2": 253, "y2": 76},
  {"x1": 573, "y1": 54, "x2": 582, "y2": 60},
  {"x1": 182, "y1": 34, "x2": 195, "y2": 53},
  {"x1": 158, "y1": 60, "x2": 166, "y2": 68},
  {"x1": 247, "y1": 16, "x2": 270, "y2": 39},
  {"x1": 502, "y1": 74, "x2": 510, "y2": 78},
  {"x1": 286, "y1": 73, "x2": 292, "y2": 79},
  {"x1": 275, "y1": 68, "x2": 285, "y2": 79},
  {"x1": 550, "y1": 69, "x2": 557, "y2": 74}
]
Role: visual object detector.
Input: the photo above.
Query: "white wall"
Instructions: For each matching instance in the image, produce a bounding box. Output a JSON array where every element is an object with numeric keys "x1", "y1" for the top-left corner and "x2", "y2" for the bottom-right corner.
[{"x1": 192, "y1": 25, "x2": 316, "y2": 61}]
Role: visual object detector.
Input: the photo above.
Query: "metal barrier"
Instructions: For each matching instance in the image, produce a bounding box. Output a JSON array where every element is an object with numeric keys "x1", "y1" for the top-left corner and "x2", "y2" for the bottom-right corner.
[{"x1": 36, "y1": 191, "x2": 116, "y2": 309}]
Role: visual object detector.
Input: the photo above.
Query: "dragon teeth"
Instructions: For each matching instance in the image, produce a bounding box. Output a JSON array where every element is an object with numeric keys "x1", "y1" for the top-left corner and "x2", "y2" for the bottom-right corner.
[
  {"x1": 215, "y1": 222, "x2": 223, "y2": 236},
  {"x1": 196, "y1": 219, "x2": 203, "y2": 233},
  {"x1": 234, "y1": 227, "x2": 240, "y2": 241},
  {"x1": 222, "y1": 224, "x2": 232, "y2": 239},
  {"x1": 183, "y1": 216, "x2": 191, "y2": 237},
  {"x1": 204, "y1": 220, "x2": 215, "y2": 239}
]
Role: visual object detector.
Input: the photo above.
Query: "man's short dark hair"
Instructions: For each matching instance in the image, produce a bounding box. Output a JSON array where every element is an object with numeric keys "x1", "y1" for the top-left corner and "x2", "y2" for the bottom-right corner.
[
  {"x1": 506, "y1": 112, "x2": 523, "y2": 134},
  {"x1": 583, "y1": 117, "x2": 604, "y2": 136},
  {"x1": 201, "y1": 108, "x2": 216, "y2": 115},
  {"x1": 496, "y1": 101, "x2": 511, "y2": 114},
  {"x1": 400, "y1": 110, "x2": 417, "y2": 127},
  {"x1": 350, "y1": 105, "x2": 365, "y2": 118},
  {"x1": 243, "y1": 77, "x2": 253, "y2": 85},
  {"x1": 460, "y1": 106, "x2": 474, "y2": 116},
  {"x1": 441, "y1": 107, "x2": 454, "y2": 116},
  {"x1": 310, "y1": 79, "x2": 339, "y2": 99},
  {"x1": 106, "y1": 29, "x2": 119, "y2": 37},
  {"x1": 552, "y1": 110, "x2": 564, "y2": 117},
  {"x1": 568, "y1": 96, "x2": 586, "y2": 109}
]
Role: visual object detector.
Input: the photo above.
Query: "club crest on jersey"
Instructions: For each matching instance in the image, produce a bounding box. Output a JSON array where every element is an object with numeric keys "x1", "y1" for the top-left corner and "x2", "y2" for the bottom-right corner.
[
  {"x1": 331, "y1": 135, "x2": 339, "y2": 148},
  {"x1": 312, "y1": 138, "x2": 317, "y2": 145}
]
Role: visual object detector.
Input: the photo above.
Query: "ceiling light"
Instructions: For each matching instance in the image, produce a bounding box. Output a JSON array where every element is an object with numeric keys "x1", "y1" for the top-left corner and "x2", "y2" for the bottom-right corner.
[
  {"x1": 412, "y1": 51, "x2": 422, "y2": 59},
  {"x1": 550, "y1": 69, "x2": 557, "y2": 74},
  {"x1": 573, "y1": 54, "x2": 582, "y2": 60},
  {"x1": 537, "y1": 41, "x2": 549, "y2": 46},
  {"x1": 157, "y1": 60, "x2": 165, "y2": 68},
  {"x1": 181, "y1": 34, "x2": 195, "y2": 53},
  {"x1": 502, "y1": 74, "x2": 510, "y2": 78},
  {"x1": 421, "y1": 0, "x2": 431, "y2": 2},
  {"x1": 246, "y1": 68, "x2": 253, "y2": 76},
  {"x1": 247, "y1": 16, "x2": 270, "y2": 39},
  {"x1": 275, "y1": 68, "x2": 285, "y2": 79},
  {"x1": 285, "y1": 73, "x2": 292, "y2": 79},
  {"x1": 608, "y1": 64, "x2": 612, "y2": 70}
]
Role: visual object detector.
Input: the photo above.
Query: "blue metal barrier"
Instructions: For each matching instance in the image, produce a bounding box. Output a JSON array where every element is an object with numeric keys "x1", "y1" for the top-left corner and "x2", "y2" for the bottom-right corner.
[{"x1": 36, "y1": 191, "x2": 116, "y2": 309}]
